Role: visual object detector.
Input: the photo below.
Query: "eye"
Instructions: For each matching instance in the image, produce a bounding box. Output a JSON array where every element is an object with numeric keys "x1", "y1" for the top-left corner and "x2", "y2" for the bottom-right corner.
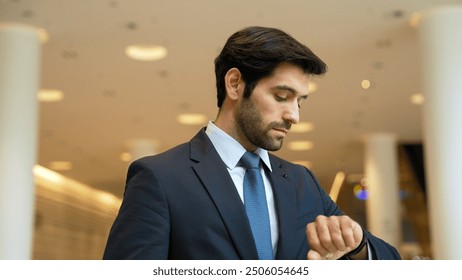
[
  {"x1": 274, "y1": 93, "x2": 289, "y2": 102},
  {"x1": 275, "y1": 95, "x2": 287, "y2": 102}
]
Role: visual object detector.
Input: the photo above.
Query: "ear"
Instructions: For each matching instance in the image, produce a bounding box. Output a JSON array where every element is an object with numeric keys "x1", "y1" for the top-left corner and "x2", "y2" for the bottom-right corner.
[{"x1": 224, "y1": 68, "x2": 243, "y2": 101}]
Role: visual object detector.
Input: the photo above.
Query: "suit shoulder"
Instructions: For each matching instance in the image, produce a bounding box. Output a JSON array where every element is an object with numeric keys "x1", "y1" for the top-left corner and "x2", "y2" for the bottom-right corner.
[{"x1": 133, "y1": 128, "x2": 212, "y2": 167}]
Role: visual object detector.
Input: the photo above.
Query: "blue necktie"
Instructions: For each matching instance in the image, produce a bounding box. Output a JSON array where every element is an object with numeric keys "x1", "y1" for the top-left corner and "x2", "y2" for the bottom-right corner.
[{"x1": 241, "y1": 151, "x2": 273, "y2": 260}]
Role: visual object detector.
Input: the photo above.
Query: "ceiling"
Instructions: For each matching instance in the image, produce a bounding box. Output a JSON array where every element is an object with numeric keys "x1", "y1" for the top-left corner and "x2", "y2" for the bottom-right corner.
[{"x1": 1, "y1": 0, "x2": 460, "y2": 198}]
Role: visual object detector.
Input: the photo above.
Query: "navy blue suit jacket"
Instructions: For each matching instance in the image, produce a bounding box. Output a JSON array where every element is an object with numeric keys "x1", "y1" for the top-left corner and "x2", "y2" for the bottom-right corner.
[{"x1": 103, "y1": 129, "x2": 400, "y2": 260}]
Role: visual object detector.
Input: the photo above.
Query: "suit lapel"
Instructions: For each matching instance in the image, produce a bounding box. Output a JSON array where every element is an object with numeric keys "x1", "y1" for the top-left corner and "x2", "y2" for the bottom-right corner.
[
  {"x1": 189, "y1": 129, "x2": 258, "y2": 259},
  {"x1": 268, "y1": 156, "x2": 299, "y2": 259}
]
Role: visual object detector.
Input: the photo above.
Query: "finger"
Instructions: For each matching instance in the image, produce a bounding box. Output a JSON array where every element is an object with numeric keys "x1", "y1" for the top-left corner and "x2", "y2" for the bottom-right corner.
[
  {"x1": 306, "y1": 222, "x2": 329, "y2": 256},
  {"x1": 307, "y1": 249, "x2": 322, "y2": 260},
  {"x1": 351, "y1": 222, "x2": 364, "y2": 247},
  {"x1": 308, "y1": 249, "x2": 346, "y2": 260},
  {"x1": 340, "y1": 219, "x2": 362, "y2": 250},
  {"x1": 314, "y1": 216, "x2": 338, "y2": 253},
  {"x1": 327, "y1": 217, "x2": 347, "y2": 251},
  {"x1": 338, "y1": 217, "x2": 356, "y2": 249},
  {"x1": 317, "y1": 216, "x2": 348, "y2": 253}
]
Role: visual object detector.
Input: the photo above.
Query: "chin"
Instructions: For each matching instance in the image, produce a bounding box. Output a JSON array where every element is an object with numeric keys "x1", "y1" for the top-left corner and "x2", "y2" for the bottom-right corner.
[{"x1": 265, "y1": 140, "x2": 284, "y2": 151}]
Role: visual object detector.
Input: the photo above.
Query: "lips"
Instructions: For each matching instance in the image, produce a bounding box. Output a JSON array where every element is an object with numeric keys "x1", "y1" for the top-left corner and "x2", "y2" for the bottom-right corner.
[
  {"x1": 270, "y1": 122, "x2": 291, "y2": 136},
  {"x1": 273, "y1": 127, "x2": 289, "y2": 135}
]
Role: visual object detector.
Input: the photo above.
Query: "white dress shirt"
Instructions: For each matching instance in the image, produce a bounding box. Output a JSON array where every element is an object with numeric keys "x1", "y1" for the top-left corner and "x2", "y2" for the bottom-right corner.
[{"x1": 205, "y1": 121, "x2": 279, "y2": 255}]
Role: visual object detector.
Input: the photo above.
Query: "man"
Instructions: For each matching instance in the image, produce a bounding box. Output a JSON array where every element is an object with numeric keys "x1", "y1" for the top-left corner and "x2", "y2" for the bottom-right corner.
[{"x1": 103, "y1": 26, "x2": 401, "y2": 260}]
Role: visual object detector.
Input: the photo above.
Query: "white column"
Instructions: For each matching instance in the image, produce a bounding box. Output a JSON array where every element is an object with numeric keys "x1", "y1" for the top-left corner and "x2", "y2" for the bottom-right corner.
[
  {"x1": 126, "y1": 138, "x2": 158, "y2": 161},
  {"x1": 364, "y1": 133, "x2": 401, "y2": 248},
  {"x1": 418, "y1": 6, "x2": 462, "y2": 260},
  {"x1": 0, "y1": 23, "x2": 42, "y2": 259}
]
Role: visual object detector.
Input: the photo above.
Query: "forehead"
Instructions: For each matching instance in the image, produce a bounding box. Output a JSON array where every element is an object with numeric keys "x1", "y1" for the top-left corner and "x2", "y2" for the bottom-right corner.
[{"x1": 260, "y1": 63, "x2": 311, "y2": 94}]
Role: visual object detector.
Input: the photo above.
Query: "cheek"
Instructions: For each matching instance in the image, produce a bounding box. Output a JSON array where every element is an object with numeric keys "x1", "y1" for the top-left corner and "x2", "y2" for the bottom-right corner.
[
  {"x1": 252, "y1": 95, "x2": 279, "y2": 117},
  {"x1": 259, "y1": 102, "x2": 282, "y2": 122}
]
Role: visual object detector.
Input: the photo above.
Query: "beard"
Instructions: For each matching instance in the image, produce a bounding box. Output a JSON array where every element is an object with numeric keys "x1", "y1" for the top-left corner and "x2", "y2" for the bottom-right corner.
[{"x1": 236, "y1": 98, "x2": 291, "y2": 151}]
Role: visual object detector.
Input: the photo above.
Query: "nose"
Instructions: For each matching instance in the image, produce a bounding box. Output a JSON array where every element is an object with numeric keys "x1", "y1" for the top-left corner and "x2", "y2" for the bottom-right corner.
[{"x1": 282, "y1": 101, "x2": 299, "y2": 124}]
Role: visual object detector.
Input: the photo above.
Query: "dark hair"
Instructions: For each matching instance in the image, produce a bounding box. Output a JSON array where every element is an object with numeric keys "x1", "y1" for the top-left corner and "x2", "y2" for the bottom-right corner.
[{"x1": 214, "y1": 26, "x2": 327, "y2": 108}]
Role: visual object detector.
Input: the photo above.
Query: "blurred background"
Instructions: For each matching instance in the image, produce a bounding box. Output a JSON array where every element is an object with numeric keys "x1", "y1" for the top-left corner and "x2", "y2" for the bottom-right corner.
[{"x1": 1, "y1": 0, "x2": 461, "y2": 260}]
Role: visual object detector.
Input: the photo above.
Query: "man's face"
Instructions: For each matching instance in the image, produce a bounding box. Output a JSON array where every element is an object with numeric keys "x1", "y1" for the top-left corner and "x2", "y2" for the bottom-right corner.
[{"x1": 235, "y1": 63, "x2": 310, "y2": 151}]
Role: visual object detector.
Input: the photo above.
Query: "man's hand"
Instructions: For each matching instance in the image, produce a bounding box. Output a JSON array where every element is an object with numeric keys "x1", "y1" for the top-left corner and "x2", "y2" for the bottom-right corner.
[{"x1": 306, "y1": 215, "x2": 365, "y2": 260}]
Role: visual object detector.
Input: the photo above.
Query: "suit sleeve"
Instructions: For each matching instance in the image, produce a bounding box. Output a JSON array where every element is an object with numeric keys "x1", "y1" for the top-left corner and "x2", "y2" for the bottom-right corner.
[
  {"x1": 365, "y1": 232, "x2": 402, "y2": 259},
  {"x1": 103, "y1": 159, "x2": 170, "y2": 260},
  {"x1": 305, "y1": 167, "x2": 344, "y2": 216}
]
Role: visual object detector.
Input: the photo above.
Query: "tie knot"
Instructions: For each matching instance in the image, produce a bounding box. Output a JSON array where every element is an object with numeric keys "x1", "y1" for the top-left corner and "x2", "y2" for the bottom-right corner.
[{"x1": 240, "y1": 151, "x2": 261, "y2": 169}]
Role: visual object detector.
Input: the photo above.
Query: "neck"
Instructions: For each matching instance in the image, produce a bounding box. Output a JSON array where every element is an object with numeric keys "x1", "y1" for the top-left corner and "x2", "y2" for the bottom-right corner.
[{"x1": 213, "y1": 111, "x2": 257, "y2": 152}]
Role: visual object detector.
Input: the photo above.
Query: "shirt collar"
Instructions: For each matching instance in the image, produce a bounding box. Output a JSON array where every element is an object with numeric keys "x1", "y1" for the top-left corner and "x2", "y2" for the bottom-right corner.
[{"x1": 205, "y1": 121, "x2": 272, "y2": 171}]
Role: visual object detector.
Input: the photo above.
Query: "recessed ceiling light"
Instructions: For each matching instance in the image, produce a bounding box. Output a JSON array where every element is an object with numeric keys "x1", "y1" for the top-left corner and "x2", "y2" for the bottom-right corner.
[
  {"x1": 120, "y1": 152, "x2": 132, "y2": 162},
  {"x1": 291, "y1": 122, "x2": 315, "y2": 133},
  {"x1": 361, "y1": 80, "x2": 371, "y2": 90},
  {"x1": 308, "y1": 82, "x2": 318, "y2": 93},
  {"x1": 410, "y1": 93, "x2": 425, "y2": 105},
  {"x1": 287, "y1": 141, "x2": 314, "y2": 151},
  {"x1": 125, "y1": 138, "x2": 159, "y2": 160},
  {"x1": 38, "y1": 89, "x2": 64, "y2": 102},
  {"x1": 409, "y1": 12, "x2": 421, "y2": 29},
  {"x1": 37, "y1": 28, "x2": 49, "y2": 43},
  {"x1": 49, "y1": 161, "x2": 73, "y2": 171},
  {"x1": 177, "y1": 113, "x2": 207, "y2": 125},
  {"x1": 125, "y1": 44, "x2": 167, "y2": 61}
]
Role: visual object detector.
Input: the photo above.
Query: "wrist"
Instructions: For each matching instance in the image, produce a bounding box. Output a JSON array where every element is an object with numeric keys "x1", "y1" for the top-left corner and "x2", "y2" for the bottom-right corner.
[{"x1": 342, "y1": 227, "x2": 368, "y2": 260}]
